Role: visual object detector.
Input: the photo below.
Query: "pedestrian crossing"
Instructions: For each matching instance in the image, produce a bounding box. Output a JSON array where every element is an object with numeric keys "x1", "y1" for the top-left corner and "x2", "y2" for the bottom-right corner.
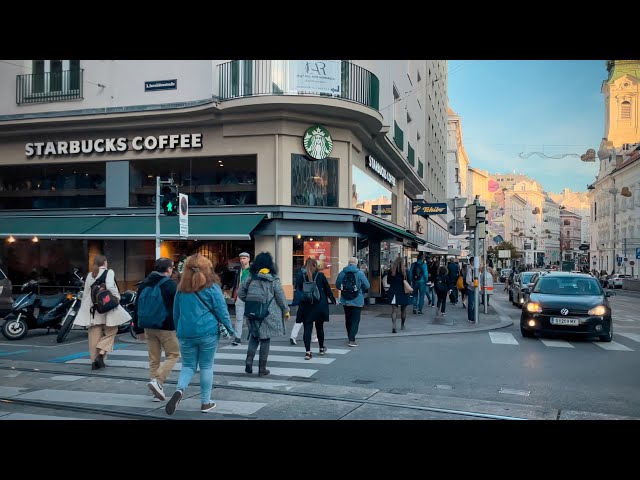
[
  {"x1": 56, "y1": 344, "x2": 353, "y2": 379},
  {"x1": 488, "y1": 331, "x2": 640, "y2": 351}
]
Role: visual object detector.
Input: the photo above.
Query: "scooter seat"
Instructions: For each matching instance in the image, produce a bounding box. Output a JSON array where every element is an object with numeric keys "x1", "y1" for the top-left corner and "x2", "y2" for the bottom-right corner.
[{"x1": 38, "y1": 294, "x2": 67, "y2": 309}]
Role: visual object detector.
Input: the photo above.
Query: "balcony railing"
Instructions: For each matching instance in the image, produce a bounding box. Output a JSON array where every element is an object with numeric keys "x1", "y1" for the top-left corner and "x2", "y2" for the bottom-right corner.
[
  {"x1": 217, "y1": 60, "x2": 379, "y2": 110},
  {"x1": 16, "y1": 69, "x2": 83, "y2": 105}
]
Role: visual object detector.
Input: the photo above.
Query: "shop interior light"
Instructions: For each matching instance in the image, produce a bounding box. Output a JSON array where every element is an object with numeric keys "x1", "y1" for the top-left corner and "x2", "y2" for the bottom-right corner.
[
  {"x1": 297, "y1": 234, "x2": 302, "y2": 239},
  {"x1": 32, "y1": 236, "x2": 39, "y2": 243},
  {"x1": 7, "y1": 235, "x2": 16, "y2": 243}
]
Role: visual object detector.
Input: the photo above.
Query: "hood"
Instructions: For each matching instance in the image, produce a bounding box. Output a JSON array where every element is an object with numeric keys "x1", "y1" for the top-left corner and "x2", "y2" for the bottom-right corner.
[
  {"x1": 254, "y1": 272, "x2": 276, "y2": 282},
  {"x1": 141, "y1": 271, "x2": 170, "y2": 288},
  {"x1": 343, "y1": 265, "x2": 359, "y2": 273}
]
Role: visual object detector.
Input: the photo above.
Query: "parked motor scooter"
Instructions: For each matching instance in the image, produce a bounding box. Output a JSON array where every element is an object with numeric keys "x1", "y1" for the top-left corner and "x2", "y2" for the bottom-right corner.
[{"x1": 1, "y1": 269, "x2": 84, "y2": 341}]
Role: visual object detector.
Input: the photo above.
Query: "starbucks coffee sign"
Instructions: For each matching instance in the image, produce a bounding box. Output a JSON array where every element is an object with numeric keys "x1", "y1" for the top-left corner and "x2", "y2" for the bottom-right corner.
[
  {"x1": 303, "y1": 125, "x2": 333, "y2": 160},
  {"x1": 366, "y1": 155, "x2": 396, "y2": 187}
]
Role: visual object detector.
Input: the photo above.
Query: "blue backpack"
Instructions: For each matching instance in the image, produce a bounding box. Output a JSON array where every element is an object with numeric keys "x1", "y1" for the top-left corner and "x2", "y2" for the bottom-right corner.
[{"x1": 137, "y1": 277, "x2": 170, "y2": 329}]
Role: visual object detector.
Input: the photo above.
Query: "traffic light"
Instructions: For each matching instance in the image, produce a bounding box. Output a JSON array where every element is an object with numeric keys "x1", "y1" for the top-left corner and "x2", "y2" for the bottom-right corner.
[
  {"x1": 476, "y1": 205, "x2": 487, "y2": 224},
  {"x1": 465, "y1": 204, "x2": 477, "y2": 229},
  {"x1": 161, "y1": 185, "x2": 179, "y2": 216}
]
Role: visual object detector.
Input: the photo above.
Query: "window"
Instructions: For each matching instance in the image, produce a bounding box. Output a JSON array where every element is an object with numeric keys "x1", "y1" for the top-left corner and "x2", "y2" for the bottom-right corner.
[
  {"x1": 292, "y1": 154, "x2": 338, "y2": 207},
  {"x1": 21, "y1": 60, "x2": 82, "y2": 104},
  {"x1": 621, "y1": 101, "x2": 631, "y2": 119}
]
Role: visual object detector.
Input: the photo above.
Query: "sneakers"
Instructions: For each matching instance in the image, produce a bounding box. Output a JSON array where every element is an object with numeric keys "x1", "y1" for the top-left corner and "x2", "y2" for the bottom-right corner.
[
  {"x1": 413, "y1": 309, "x2": 417, "y2": 314},
  {"x1": 319, "y1": 346, "x2": 327, "y2": 355},
  {"x1": 305, "y1": 352, "x2": 313, "y2": 360},
  {"x1": 201, "y1": 402, "x2": 217, "y2": 413},
  {"x1": 231, "y1": 337, "x2": 241, "y2": 346},
  {"x1": 289, "y1": 337, "x2": 297, "y2": 345},
  {"x1": 348, "y1": 341, "x2": 358, "y2": 347},
  {"x1": 148, "y1": 378, "x2": 166, "y2": 401},
  {"x1": 165, "y1": 389, "x2": 183, "y2": 415}
]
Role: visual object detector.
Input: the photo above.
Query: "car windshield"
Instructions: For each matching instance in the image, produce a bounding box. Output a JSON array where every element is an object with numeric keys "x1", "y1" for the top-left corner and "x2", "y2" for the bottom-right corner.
[
  {"x1": 533, "y1": 277, "x2": 602, "y2": 295},
  {"x1": 521, "y1": 273, "x2": 535, "y2": 283}
]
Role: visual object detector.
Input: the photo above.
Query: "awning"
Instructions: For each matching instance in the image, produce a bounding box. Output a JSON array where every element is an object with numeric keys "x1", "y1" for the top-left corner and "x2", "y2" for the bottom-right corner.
[
  {"x1": 367, "y1": 218, "x2": 426, "y2": 245},
  {"x1": 0, "y1": 213, "x2": 266, "y2": 240},
  {"x1": 418, "y1": 243, "x2": 449, "y2": 254}
]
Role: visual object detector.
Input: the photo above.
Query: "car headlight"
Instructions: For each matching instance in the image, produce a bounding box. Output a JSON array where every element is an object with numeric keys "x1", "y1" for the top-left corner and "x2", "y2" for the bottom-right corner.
[
  {"x1": 588, "y1": 305, "x2": 606, "y2": 316},
  {"x1": 526, "y1": 303, "x2": 542, "y2": 313}
]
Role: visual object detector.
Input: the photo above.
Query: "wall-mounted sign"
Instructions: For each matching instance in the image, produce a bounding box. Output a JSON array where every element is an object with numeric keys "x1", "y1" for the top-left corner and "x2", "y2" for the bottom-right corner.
[
  {"x1": 304, "y1": 241, "x2": 331, "y2": 277},
  {"x1": 372, "y1": 204, "x2": 392, "y2": 216},
  {"x1": 413, "y1": 202, "x2": 447, "y2": 216},
  {"x1": 145, "y1": 79, "x2": 177, "y2": 92},
  {"x1": 303, "y1": 125, "x2": 333, "y2": 160},
  {"x1": 291, "y1": 61, "x2": 341, "y2": 96},
  {"x1": 25, "y1": 133, "x2": 203, "y2": 158},
  {"x1": 366, "y1": 155, "x2": 396, "y2": 187},
  {"x1": 578, "y1": 244, "x2": 590, "y2": 251}
]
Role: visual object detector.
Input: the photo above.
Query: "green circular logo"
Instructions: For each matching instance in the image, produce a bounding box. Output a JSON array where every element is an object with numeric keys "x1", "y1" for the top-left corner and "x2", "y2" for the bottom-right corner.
[{"x1": 303, "y1": 125, "x2": 333, "y2": 160}]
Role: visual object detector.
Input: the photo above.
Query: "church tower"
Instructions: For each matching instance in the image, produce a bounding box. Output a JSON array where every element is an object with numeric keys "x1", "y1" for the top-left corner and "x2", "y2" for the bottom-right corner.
[{"x1": 602, "y1": 60, "x2": 640, "y2": 148}]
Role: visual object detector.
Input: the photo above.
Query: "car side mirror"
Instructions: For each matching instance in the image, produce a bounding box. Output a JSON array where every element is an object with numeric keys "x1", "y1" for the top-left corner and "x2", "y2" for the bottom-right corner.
[
  {"x1": 527, "y1": 283, "x2": 535, "y2": 289},
  {"x1": 522, "y1": 287, "x2": 530, "y2": 295},
  {"x1": 605, "y1": 291, "x2": 616, "y2": 297}
]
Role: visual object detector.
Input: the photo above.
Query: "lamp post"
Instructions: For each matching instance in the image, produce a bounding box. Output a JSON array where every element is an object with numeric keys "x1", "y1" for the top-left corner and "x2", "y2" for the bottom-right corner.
[{"x1": 609, "y1": 186, "x2": 618, "y2": 273}]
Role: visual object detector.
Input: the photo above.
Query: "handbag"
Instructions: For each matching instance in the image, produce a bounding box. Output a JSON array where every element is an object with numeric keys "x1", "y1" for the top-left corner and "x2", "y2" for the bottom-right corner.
[
  {"x1": 403, "y1": 278, "x2": 414, "y2": 295},
  {"x1": 195, "y1": 291, "x2": 231, "y2": 338},
  {"x1": 456, "y1": 275, "x2": 464, "y2": 291}
]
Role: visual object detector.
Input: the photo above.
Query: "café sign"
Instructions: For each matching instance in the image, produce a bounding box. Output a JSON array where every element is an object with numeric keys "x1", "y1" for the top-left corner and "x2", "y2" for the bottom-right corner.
[{"x1": 366, "y1": 155, "x2": 396, "y2": 187}]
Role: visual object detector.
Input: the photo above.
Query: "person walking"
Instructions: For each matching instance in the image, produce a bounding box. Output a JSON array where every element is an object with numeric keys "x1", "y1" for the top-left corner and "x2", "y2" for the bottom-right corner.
[
  {"x1": 466, "y1": 256, "x2": 477, "y2": 323},
  {"x1": 335, "y1": 257, "x2": 370, "y2": 347},
  {"x1": 387, "y1": 256, "x2": 412, "y2": 333},
  {"x1": 459, "y1": 263, "x2": 468, "y2": 308},
  {"x1": 425, "y1": 258, "x2": 437, "y2": 308},
  {"x1": 238, "y1": 252, "x2": 290, "y2": 375},
  {"x1": 74, "y1": 254, "x2": 131, "y2": 370},
  {"x1": 135, "y1": 257, "x2": 179, "y2": 402},
  {"x1": 479, "y1": 265, "x2": 497, "y2": 306},
  {"x1": 447, "y1": 257, "x2": 460, "y2": 304},
  {"x1": 289, "y1": 265, "x2": 318, "y2": 345},
  {"x1": 165, "y1": 254, "x2": 236, "y2": 415},
  {"x1": 434, "y1": 265, "x2": 453, "y2": 316},
  {"x1": 294, "y1": 256, "x2": 336, "y2": 359},
  {"x1": 231, "y1": 252, "x2": 252, "y2": 346},
  {"x1": 408, "y1": 252, "x2": 428, "y2": 314}
]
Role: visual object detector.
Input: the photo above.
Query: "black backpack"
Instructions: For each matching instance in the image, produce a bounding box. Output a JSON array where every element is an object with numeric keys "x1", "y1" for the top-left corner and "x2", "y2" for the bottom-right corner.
[
  {"x1": 435, "y1": 275, "x2": 448, "y2": 293},
  {"x1": 301, "y1": 272, "x2": 321, "y2": 304},
  {"x1": 243, "y1": 277, "x2": 274, "y2": 338},
  {"x1": 90, "y1": 270, "x2": 120, "y2": 317},
  {"x1": 340, "y1": 271, "x2": 359, "y2": 300},
  {"x1": 412, "y1": 263, "x2": 424, "y2": 282}
]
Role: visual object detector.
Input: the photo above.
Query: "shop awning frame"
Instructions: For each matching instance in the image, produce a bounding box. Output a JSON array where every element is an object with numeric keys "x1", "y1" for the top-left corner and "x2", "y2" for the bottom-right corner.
[{"x1": 365, "y1": 217, "x2": 426, "y2": 246}]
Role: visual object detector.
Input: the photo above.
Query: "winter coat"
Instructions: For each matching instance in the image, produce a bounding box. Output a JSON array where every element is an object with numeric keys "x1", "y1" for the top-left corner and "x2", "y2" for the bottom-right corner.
[
  {"x1": 387, "y1": 271, "x2": 412, "y2": 306},
  {"x1": 238, "y1": 271, "x2": 289, "y2": 339},
  {"x1": 133, "y1": 271, "x2": 177, "y2": 334},
  {"x1": 409, "y1": 260, "x2": 428, "y2": 286},
  {"x1": 335, "y1": 264, "x2": 370, "y2": 308},
  {"x1": 74, "y1": 267, "x2": 132, "y2": 327},
  {"x1": 447, "y1": 262, "x2": 460, "y2": 285},
  {"x1": 294, "y1": 271, "x2": 336, "y2": 324},
  {"x1": 173, "y1": 283, "x2": 235, "y2": 339}
]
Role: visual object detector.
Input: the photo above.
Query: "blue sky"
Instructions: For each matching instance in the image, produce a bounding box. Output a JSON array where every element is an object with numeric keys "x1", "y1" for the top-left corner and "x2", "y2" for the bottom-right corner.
[{"x1": 447, "y1": 60, "x2": 606, "y2": 194}]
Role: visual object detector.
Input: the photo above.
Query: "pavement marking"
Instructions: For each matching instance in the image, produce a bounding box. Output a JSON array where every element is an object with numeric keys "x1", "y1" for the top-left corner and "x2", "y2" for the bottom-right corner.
[
  {"x1": 0, "y1": 349, "x2": 31, "y2": 357},
  {"x1": 227, "y1": 381, "x2": 294, "y2": 391},
  {"x1": 0, "y1": 412, "x2": 84, "y2": 420},
  {"x1": 0, "y1": 386, "x2": 26, "y2": 397},
  {"x1": 48, "y1": 343, "x2": 132, "y2": 363},
  {"x1": 539, "y1": 339, "x2": 575, "y2": 348},
  {"x1": 617, "y1": 332, "x2": 640, "y2": 343},
  {"x1": 106, "y1": 349, "x2": 336, "y2": 364},
  {"x1": 65, "y1": 358, "x2": 318, "y2": 378},
  {"x1": 594, "y1": 341, "x2": 633, "y2": 351},
  {"x1": 499, "y1": 388, "x2": 530, "y2": 396},
  {"x1": 614, "y1": 317, "x2": 635, "y2": 323},
  {"x1": 222, "y1": 345, "x2": 352, "y2": 354},
  {"x1": 50, "y1": 375, "x2": 86, "y2": 382},
  {"x1": 489, "y1": 332, "x2": 519, "y2": 345}
]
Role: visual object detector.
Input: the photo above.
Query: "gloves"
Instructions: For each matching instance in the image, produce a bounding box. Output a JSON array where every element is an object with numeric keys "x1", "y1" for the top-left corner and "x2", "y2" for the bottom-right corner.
[{"x1": 284, "y1": 311, "x2": 290, "y2": 319}]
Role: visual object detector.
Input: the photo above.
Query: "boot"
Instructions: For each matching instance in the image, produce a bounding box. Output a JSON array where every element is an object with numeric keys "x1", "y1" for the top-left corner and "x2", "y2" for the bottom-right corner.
[
  {"x1": 391, "y1": 318, "x2": 397, "y2": 334},
  {"x1": 258, "y1": 358, "x2": 270, "y2": 377},
  {"x1": 245, "y1": 352, "x2": 255, "y2": 374},
  {"x1": 401, "y1": 318, "x2": 406, "y2": 330}
]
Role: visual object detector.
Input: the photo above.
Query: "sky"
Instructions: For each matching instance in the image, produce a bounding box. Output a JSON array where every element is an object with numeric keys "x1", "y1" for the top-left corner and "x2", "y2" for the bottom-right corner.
[{"x1": 447, "y1": 60, "x2": 606, "y2": 194}]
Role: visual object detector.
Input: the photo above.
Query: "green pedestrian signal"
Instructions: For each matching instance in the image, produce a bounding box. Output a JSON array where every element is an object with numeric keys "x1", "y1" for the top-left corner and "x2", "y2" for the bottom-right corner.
[{"x1": 161, "y1": 185, "x2": 179, "y2": 216}]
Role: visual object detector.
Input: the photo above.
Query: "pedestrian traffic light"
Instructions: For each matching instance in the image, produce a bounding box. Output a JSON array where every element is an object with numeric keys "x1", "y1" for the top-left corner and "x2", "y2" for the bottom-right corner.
[
  {"x1": 476, "y1": 205, "x2": 487, "y2": 224},
  {"x1": 161, "y1": 185, "x2": 179, "y2": 216}
]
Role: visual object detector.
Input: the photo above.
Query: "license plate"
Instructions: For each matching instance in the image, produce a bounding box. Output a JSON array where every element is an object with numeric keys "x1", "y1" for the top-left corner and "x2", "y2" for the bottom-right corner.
[{"x1": 550, "y1": 317, "x2": 579, "y2": 326}]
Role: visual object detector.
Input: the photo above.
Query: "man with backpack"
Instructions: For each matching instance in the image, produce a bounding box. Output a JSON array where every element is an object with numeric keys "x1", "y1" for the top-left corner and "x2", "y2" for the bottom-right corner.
[
  {"x1": 409, "y1": 252, "x2": 429, "y2": 314},
  {"x1": 336, "y1": 257, "x2": 370, "y2": 347},
  {"x1": 134, "y1": 257, "x2": 179, "y2": 401}
]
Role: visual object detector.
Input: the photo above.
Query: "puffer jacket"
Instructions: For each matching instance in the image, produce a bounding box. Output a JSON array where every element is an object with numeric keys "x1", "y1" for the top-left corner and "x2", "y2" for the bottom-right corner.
[{"x1": 238, "y1": 271, "x2": 289, "y2": 339}]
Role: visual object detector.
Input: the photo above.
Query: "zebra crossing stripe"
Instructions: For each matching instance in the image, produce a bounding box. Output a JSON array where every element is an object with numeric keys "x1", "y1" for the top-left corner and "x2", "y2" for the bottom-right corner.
[
  {"x1": 594, "y1": 341, "x2": 633, "y2": 351},
  {"x1": 489, "y1": 332, "x2": 519, "y2": 345},
  {"x1": 227, "y1": 381, "x2": 294, "y2": 391},
  {"x1": 222, "y1": 345, "x2": 352, "y2": 354},
  {"x1": 106, "y1": 349, "x2": 335, "y2": 365},
  {"x1": 539, "y1": 339, "x2": 574, "y2": 348},
  {"x1": 617, "y1": 332, "x2": 640, "y2": 343}
]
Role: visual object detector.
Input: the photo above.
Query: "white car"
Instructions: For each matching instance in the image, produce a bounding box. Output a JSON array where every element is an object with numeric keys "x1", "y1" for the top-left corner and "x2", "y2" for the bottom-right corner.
[{"x1": 607, "y1": 274, "x2": 630, "y2": 289}]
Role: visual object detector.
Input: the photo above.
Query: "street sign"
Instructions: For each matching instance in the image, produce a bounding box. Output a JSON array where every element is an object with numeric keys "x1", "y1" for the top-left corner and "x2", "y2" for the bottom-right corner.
[
  {"x1": 413, "y1": 202, "x2": 448, "y2": 216},
  {"x1": 447, "y1": 219, "x2": 465, "y2": 235},
  {"x1": 631, "y1": 261, "x2": 636, "y2": 266},
  {"x1": 179, "y1": 193, "x2": 188, "y2": 238},
  {"x1": 636, "y1": 248, "x2": 640, "y2": 259},
  {"x1": 617, "y1": 256, "x2": 623, "y2": 264},
  {"x1": 498, "y1": 250, "x2": 511, "y2": 258},
  {"x1": 578, "y1": 244, "x2": 589, "y2": 251}
]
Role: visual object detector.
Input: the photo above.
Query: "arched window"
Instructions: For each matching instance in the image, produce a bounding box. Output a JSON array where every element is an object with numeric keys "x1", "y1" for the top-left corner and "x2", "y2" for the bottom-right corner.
[{"x1": 621, "y1": 101, "x2": 631, "y2": 119}]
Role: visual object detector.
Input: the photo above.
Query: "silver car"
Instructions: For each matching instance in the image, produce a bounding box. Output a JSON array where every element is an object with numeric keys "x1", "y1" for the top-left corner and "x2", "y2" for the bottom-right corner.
[{"x1": 511, "y1": 271, "x2": 539, "y2": 308}]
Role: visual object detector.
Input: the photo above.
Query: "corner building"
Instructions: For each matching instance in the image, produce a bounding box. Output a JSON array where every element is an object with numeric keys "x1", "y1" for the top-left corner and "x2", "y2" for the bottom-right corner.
[{"x1": 0, "y1": 60, "x2": 447, "y2": 300}]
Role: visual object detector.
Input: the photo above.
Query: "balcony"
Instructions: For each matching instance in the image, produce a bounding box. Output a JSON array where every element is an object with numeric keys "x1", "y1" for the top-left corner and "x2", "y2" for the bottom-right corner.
[
  {"x1": 16, "y1": 69, "x2": 83, "y2": 105},
  {"x1": 217, "y1": 60, "x2": 379, "y2": 110}
]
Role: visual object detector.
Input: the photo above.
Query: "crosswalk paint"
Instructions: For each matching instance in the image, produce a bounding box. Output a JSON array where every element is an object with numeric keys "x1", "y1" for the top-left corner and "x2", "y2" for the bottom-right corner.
[
  {"x1": 227, "y1": 381, "x2": 294, "y2": 391},
  {"x1": 0, "y1": 386, "x2": 25, "y2": 397},
  {"x1": 617, "y1": 332, "x2": 640, "y2": 343},
  {"x1": 539, "y1": 339, "x2": 575, "y2": 348},
  {"x1": 107, "y1": 349, "x2": 335, "y2": 365},
  {"x1": 65, "y1": 358, "x2": 319, "y2": 378},
  {"x1": 489, "y1": 332, "x2": 519, "y2": 345},
  {"x1": 594, "y1": 341, "x2": 633, "y2": 351},
  {"x1": 222, "y1": 345, "x2": 352, "y2": 354}
]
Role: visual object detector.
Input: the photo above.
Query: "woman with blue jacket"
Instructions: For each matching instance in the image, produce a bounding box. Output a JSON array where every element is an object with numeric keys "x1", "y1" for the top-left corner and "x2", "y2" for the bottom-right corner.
[
  {"x1": 335, "y1": 257, "x2": 370, "y2": 347},
  {"x1": 165, "y1": 254, "x2": 236, "y2": 416}
]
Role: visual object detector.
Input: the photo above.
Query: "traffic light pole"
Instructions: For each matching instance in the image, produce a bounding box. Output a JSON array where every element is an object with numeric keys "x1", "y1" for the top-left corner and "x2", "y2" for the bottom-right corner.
[
  {"x1": 474, "y1": 213, "x2": 480, "y2": 325},
  {"x1": 156, "y1": 176, "x2": 161, "y2": 259}
]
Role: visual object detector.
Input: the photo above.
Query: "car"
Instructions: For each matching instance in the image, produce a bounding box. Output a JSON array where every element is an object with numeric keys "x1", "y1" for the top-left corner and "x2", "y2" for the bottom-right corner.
[
  {"x1": 0, "y1": 266, "x2": 13, "y2": 318},
  {"x1": 498, "y1": 268, "x2": 512, "y2": 284},
  {"x1": 520, "y1": 272, "x2": 614, "y2": 342},
  {"x1": 607, "y1": 274, "x2": 630, "y2": 289},
  {"x1": 510, "y1": 271, "x2": 539, "y2": 307}
]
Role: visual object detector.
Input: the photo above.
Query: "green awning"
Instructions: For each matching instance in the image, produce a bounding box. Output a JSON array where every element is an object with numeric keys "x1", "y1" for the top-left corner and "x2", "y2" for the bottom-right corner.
[
  {"x1": 0, "y1": 214, "x2": 265, "y2": 240},
  {"x1": 368, "y1": 218, "x2": 426, "y2": 245}
]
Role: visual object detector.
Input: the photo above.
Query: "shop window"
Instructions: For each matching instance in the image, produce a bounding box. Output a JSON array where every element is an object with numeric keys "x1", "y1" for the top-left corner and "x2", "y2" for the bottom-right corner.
[
  {"x1": 352, "y1": 166, "x2": 392, "y2": 220},
  {"x1": 291, "y1": 154, "x2": 338, "y2": 207},
  {"x1": 293, "y1": 236, "x2": 340, "y2": 285},
  {"x1": 0, "y1": 162, "x2": 105, "y2": 210},
  {"x1": 130, "y1": 155, "x2": 257, "y2": 207}
]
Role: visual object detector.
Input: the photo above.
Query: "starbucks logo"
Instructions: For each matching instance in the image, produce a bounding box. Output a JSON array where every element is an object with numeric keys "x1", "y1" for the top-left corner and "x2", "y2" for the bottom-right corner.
[{"x1": 303, "y1": 125, "x2": 333, "y2": 160}]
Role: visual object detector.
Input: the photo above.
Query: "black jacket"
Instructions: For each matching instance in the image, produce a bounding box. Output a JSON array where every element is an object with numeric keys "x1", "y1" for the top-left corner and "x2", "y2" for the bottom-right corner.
[
  {"x1": 294, "y1": 271, "x2": 336, "y2": 324},
  {"x1": 133, "y1": 272, "x2": 177, "y2": 333}
]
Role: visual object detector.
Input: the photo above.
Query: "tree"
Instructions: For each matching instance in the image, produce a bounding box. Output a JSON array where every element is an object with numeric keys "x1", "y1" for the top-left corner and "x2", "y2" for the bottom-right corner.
[{"x1": 495, "y1": 241, "x2": 521, "y2": 260}]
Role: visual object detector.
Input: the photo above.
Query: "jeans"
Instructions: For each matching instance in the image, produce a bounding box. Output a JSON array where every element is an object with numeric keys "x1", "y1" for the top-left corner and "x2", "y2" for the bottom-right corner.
[
  {"x1": 344, "y1": 306, "x2": 362, "y2": 342},
  {"x1": 176, "y1": 334, "x2": 218, "y2": 405},
  {"x1": 412, "y1": 282, "x2": 426, "y2": 311},
  {"x1": 425, "y1": 284, "x2": 435, "y2": 306},
  {"x1": 466, "y1": 288, "x2": 476, "y2": 322},
  {"x1": 234, "y1": 298, "x2": 245, "y2": 340}
]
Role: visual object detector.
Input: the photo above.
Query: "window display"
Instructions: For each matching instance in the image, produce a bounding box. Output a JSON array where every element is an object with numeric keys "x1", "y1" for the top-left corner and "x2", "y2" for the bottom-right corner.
[{"x1": 291, "y1": 154, "x2": 338, "y2": 207}]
